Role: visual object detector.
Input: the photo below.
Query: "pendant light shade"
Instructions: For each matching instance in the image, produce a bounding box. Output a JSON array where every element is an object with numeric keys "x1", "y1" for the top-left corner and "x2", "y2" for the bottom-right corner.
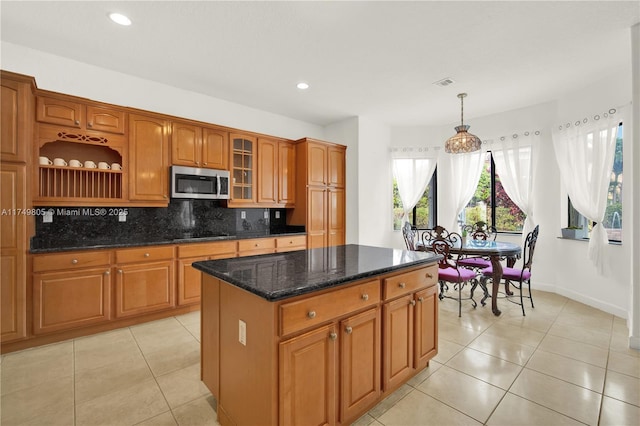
[{"x1": 445, "y1": 93, "x2": 482, "y2": 154}]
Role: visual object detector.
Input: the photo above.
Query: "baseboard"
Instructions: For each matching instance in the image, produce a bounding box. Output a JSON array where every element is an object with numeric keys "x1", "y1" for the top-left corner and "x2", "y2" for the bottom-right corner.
[
  {"x1": 532, "y1": 280, "x2": 628, "y2": 319},
  {"x1": 629, "y1": 335, "x2": 640, "y2": 350}
]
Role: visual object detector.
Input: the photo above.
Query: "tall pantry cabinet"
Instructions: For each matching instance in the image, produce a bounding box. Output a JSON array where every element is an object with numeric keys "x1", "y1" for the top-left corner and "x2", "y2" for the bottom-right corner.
[
  {"x1": 0, "y1": 71, "x2": 35, "y2": 343},
  {"x1": 288, "y1": 138, "x2": 346, "y2": 248}
]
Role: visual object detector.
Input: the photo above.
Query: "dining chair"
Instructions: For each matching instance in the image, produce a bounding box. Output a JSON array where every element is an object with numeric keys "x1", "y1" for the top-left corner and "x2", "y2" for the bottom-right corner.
[
  {"x1": 480, "y1": 225, "x2": 540, "y2": 316},
  {"x1": 402, "y1": 221, "x2": 417, "y2": 251},
  {"x1": 423, "y1": 225, "x2": 478, "y2": 317},
  {"x1": 458, "y1": 221, "x2": 497, "y2": 270}
]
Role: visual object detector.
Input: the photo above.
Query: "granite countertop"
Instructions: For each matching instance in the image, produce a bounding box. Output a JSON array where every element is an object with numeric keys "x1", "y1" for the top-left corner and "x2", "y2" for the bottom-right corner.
[
  {"x1": 192, "y1": 244, "x2": 441, "y2": 301},
  {"x1": 29, "y1": 231, "x2": 306, "y2": 254}
]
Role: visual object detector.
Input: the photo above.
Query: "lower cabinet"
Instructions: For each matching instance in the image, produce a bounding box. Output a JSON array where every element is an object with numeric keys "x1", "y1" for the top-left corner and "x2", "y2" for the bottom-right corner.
[{"x1": 115, "y1": 260, "x2": 175, "y2": 318}]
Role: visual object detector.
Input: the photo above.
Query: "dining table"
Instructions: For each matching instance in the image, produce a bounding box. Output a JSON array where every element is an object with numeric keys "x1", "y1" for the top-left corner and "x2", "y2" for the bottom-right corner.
[{"x1": 418, "y1": 238, "x2": 521, "y2": 316}]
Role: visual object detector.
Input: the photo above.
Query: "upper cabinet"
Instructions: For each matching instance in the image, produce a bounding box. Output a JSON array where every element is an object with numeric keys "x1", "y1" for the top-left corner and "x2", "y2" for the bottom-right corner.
[
  {"x1": 227, "y1": 133, "x2": 256, "y2": 206},
  {"x1": 129, "y1": 114, "x2": 169, "y2": 204},
  {"x1": 37, "y1": 96, "x2": 126, "y2": 134},
  {"x1": 257, "y1": 137, "x2": 296, "y2": 207},
  {"x1": 171, "y1": 121, "x2": 228, "y2": 170},
  {"x1": 1, "y1": 73, "x2": 35, "y2": 163},
  {"x1": 306, "y1": 140, "x2": 346, "y2": 188}
]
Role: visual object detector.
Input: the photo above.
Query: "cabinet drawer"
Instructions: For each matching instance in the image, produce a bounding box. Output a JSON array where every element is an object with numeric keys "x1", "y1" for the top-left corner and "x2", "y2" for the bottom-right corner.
[
  {"x1": 280, "y1": 280, "x2": 380, "y2": 336},
  {"x1": 115, "y1": 246, "x2": 174, "y2": 263},
  {"x1": 177, "y1": 241, "x2": 237, "y2": 258},
  {"x1": 33, "y1": 250, "x2": 111, "y2": 272},
  {"x1": 383, "y1": 265, "x2": 437, "y2": 300},
  {"x1": 275, "y1": 235, "x2": 306, "y2": 250},
  {"x1": 237, "y1": 238, "x2": 276, "y2": 253}
]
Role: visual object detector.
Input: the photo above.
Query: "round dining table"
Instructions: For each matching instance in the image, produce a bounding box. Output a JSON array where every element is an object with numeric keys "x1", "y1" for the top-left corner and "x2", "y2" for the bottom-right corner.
[{"x1": 419, "y1": 239, "x2": 521, "y2": 316}]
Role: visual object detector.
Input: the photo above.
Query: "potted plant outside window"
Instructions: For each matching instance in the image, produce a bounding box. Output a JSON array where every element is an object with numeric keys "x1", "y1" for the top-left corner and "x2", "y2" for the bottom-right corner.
[{"x1": 561, "y1": 226, "x2": 587, "y2": 239}]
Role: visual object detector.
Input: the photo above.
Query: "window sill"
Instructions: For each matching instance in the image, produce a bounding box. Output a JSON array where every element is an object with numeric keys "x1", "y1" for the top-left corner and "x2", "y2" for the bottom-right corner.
[{"x1": 557, "y1": 236, "x2": 622, "y2": 246}]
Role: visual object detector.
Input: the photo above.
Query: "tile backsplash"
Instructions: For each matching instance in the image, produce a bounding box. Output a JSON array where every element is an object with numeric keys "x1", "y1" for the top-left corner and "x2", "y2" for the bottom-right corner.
[{"x1": 30, "y1": 199, "x2": 302, "y2": 250}]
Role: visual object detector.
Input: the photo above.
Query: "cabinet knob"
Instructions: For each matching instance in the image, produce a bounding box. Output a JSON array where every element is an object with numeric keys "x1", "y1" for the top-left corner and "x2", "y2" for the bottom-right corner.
[
  {"x1": 87, "y1": 122, "x2": 93, "y2": 127},
  {"x1": 105, "y1": 270, "x2": 110, "y2": 275},
  {"x1": 144, "y1": 253, "x2": 150, "y2": 257},
  {"x1": 74, "y1": 119, "x2": 80, "y2": 125},
  {"x1": 345, "y1": 326, "x2": 353, "y2": 334},
  {"x1": 361, "y1": 294, "x2": 369, "y2": 301},
  {"x1": 410, "y1": 300, "x2": 416, "y2": 306},
  {"x1": 418, "y1": 297, "x2": 424, "y2": 302},
  {"x1": 203, "y1": 162, "x2": 208, "y2": 165},
  {"x1": 118, "y1": 269, "x2": 123, "y2": 274},
  {"x1": 163, "y1": 195, "x2": 168, "y2": 199},
  {"x1": 255, "y1": 243, "x2": 259, "y2": 247},
  {"x1": 399, "y1": 282, "x2": 406, "y2": 288},
  {"x1": 307, "y1": 311, "x2": 316, "y2": 319},
  {"x1": 71, "y1": 259, "x2": 78, "y2": 264},
  {"x1": 329, "y1": 332, "x2": 337, "y2": 341},
  {"x1": 196, "y1": 161, "x2": 200, "y2": 165},
  {"x1": 426, "y1": 273, "x2": 433, "y2": 278}
]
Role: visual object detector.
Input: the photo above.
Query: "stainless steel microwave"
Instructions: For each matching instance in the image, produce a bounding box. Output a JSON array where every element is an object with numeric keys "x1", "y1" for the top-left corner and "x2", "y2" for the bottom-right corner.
[{"x1": 170, "y1": 166, "x2": 230, "y2": 200}]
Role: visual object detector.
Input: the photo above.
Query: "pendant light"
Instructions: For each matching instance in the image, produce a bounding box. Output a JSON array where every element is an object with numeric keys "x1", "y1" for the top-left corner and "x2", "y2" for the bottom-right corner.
[{"x1": 445, "y1": 93, "x2": 482, "y2": 153}]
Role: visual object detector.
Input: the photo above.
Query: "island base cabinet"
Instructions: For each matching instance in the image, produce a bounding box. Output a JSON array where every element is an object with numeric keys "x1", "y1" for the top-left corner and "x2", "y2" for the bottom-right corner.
[
  {"x1": 279, "y1": 324, "x2": 337, "y2": 426},
  {"x1": 382, "y1": 295, "x2": 414, "y2": 391},
  {"x1": 33, "y1": 268, "x2": 111, "y2": 335},
  {"x1": 115, "y1": 261, "x2": 175, "y2": 317},
  {"x1": 414, "y1": 286, "x2": 438, "y2": 369}
]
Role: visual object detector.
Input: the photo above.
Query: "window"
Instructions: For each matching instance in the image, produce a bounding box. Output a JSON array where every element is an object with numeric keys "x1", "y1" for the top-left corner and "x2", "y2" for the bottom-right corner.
[
  {"x1": 460, "y1": 152, "x2": 525, "y2": 233},
  {"x1": 568, "y1": 123, "x2": 623, "y2": 242},
  {"x1": 393, "y1": 171, "x2": 437, "y2": 230}
]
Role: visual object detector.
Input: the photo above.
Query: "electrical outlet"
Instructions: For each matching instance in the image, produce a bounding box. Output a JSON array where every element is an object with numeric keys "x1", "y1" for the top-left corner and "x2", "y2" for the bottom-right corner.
[
  {"x1": 239, "y1": 320, "x2": 247, "y2": 346},
  {"x1": 241, "y1": 211, "x2": 246, "y2": 219},
  {"x1": 118, "y1": 212, "x2": 127, "y2": 222},
  {"x1": 264, "y1": 210, "x2": 269, "y2": 219},
  {"x1": 43, "y1": 210, "x2": 53, "y2": 223},
  {"x1": 275, "y1": 211, "x2": 280, "y2": 219}
]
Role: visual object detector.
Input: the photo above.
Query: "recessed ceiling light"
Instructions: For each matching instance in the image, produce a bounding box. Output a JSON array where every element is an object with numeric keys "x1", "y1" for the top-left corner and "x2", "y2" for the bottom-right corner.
[
  {"x1": 109, "y1": 13, "x2": 132, "y2": 26},
  {"x1": 296, "y1": 82, "x2": 310, "y2": 90}
]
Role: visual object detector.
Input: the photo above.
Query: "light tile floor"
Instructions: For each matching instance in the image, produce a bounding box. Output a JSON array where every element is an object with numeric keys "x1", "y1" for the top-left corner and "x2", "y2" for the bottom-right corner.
[{"x1": 1, "y1": 289, "x2": 638, "y2": 425}]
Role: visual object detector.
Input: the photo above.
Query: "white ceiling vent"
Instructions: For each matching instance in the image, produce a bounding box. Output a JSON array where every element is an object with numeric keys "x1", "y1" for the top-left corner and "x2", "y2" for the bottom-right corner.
[{"x1": 433, "y1": 77, "x2": 455, "y2": 87}]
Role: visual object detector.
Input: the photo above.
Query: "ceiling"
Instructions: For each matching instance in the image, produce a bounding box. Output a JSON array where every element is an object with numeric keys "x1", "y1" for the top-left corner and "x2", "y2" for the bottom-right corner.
[{"x1": 1, "y1": 1, "x2": 639, "y2": 127}]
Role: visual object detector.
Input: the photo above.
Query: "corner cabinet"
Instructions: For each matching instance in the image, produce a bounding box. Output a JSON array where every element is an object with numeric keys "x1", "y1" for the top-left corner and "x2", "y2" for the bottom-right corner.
[
  {"x1": 289, "y1": 138, "x2": 346, "y2": 248},
  {"x1": 129, "y1": 114, "x2": 170, "y2": 205}
]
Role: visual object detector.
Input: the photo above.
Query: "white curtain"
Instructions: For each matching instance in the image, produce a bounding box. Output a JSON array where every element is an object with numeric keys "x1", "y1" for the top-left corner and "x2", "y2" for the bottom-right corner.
[
  {"x1": 391, "y1": 147, "x2": 437, "y2": 225},
  {"x1": 490, "y1": 131, "x2": 540, "y2": 242},
  {"x1": 552, "y1": 108, "x2": 620, "y2": 274},
  {"x1": 440, "y1": 150, "x2": 485, "y2": 233}
]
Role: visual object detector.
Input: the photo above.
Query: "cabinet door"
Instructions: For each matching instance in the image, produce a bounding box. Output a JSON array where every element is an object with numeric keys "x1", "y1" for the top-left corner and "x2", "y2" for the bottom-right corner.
[
  {"x1": 129, "y1": 114, "x2": 169, "y2": 202},
  {"x1": 33, "y1": 267, "x2": 111, "y2": 334},
  {"x1": 328, "y1": 187, "x2": 345, "y2": 247},
  {"x1": 115, "y1": 260, "x2": 175, "y2": 317},
  {"x1": 0, "y1": 164, "x2": 26, "y2": 342},
  {"x1": 201, "y1": 127, "x2": 228, "y2": 169},
  {"x1": 307, "y1": 142, "x2": 327, "y2": 186},
  {"x1": 328, "y1": 145, "x2": 346, "y2": 188},
  {"x1": 278, "y1": 141, "x2": 295, "y2": 206},
  {"x1": 171, "y1": 122, "x2": 201, "y2": 167},
  {"x1": 307, "y1": 187, "x2": 327, "y2": 249},
  {"x1": 178, "y1": 256, "x2": 207, "y2": 306},
  {"x1": 382, "y1": 294, "x2": 414, "y2": 391},
  {"x1": 340, "y1": 308, "x2": 381, "y2": 423},
  {"x1": 86, "y1": 105, "x2": 125, "y2": 134},
  {"x1": 229, "y1": 134, "x2": 256, "y2": 205},
  {"x1": 414, "y1": 286, "x2": 438, "y2": 369},
  {"x1": 1, "y1": 78, "x2": 32, "y2": 163},
  {"x1": 257, "y1": 138, "x2": 278, "y2": 204},
  {"x1": 280, "y1": 324, "x2": 337, "y2": 426},
  {"x1": 36, "y1": 96, "x2": 83, "y2": 128}
]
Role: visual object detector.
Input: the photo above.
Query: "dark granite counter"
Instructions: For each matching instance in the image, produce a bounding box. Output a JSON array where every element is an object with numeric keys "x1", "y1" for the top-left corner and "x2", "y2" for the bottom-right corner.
[{"x1": 192, "y1": 244, "x2": 440, "y2": 301}]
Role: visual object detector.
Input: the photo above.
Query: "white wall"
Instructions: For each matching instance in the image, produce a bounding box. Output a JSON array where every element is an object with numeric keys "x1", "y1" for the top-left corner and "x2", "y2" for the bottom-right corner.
[{"x1": 0, "y1": 42, "x2": 324, "y2": 140}]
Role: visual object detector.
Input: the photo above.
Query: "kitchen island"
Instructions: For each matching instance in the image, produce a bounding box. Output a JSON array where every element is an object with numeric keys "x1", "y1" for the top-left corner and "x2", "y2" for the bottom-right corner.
[{"x1": 193, "y1": 244, "x2": 440, "y2": 426}]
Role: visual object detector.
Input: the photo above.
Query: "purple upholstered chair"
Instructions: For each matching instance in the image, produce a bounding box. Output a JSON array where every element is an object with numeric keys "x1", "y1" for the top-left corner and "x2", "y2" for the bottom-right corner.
[
  {"x1": 457, "y1": 221, "x2": 497, "y2": 270},
  {"x1": 480, "y1": 225, "x2": 539, "y2": 316},
  {"x1": 423, "y1": 226, "x2": 478, "y2": 317}
]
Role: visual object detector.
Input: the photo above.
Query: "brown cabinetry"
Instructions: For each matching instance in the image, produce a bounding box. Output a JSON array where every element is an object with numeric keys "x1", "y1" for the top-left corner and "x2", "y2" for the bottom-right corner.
[
  {"x1": 257, "y1": 138, "x2": 295, "y2": 207},
  {"x1": 289, "y1": 138, "x2": 346, "y2": 248},
  {"x1": 171, "y1": 121, "x2": 228, "y2": 170},
  {"x1": 237, "y1": 237, "x2": 276, "y2": 256},
  {"x1": 32, "y1": 251, "x2": 112, "y2": 335},
  {"x1": 37, "y1": 96, "x2": 126, "y2": 134},
  {"x1": 275, "y1": 235, "x2": 307, "y2": 253},
  {"x1": 228, "y1": 133, "x2": 256, "y2": 206},
  {"x1": 129, "y1": 114, "x2": 170, "y2": 204},
  {"x1": 114, "y1": 246, "x2": 175, "y2": 317}
]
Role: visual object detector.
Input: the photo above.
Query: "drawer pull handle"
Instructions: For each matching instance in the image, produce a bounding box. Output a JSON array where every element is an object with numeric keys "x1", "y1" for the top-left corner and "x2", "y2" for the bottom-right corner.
[
  {"x1": 418, "y1": 297, "x2": 424, "y2": 302},
  {"x1": 71, "y1": 259, "x2": 78, "y2": 264},
  {"x1": 345, "y1": 326, "x2": 353, "y2": 334},
  {"x1": 329, "y1": 332, "x2": 337, "y2": 341},
  {"x1": 144, "y1": 253, "x2": 150, "y2": 257},
  {"x1": 361, "y1": 294, "x2": 369, "y2": 301},
  {"x1": 255, "y1": 243, "x2": 259, "y2": 247},
  {"x1": 426, "y1": 273, "x2": 434, "y2": 278},
  {"x1": 410, "y1": 300, "x2": 416, "y2": 306},
  {"x1": 399, "y1": 282, "x2": 406, "y2": 288},
  {"x1": 307, "y1": 311, "x2": 316, "y2": 319}
]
